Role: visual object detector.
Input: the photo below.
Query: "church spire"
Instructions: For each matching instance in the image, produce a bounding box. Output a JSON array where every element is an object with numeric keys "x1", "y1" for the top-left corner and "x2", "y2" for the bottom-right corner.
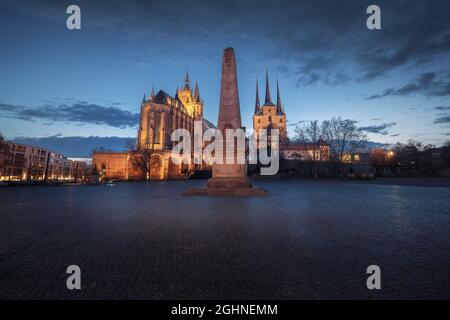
[
  {"x1": 184, "y1": 72, "x2": 190, "y2": 90},
  {"x1": 194, "y1": 81, "x2": 200, "y2": 101},
  {"x1": 276, "y1": 80, "x2": 284, "y2": 114},
  {"x1": 265, "y1": 67, "x2": 272, "y2": 104},
  {"x1": 254, "y1": 79, "x2": 261, "y2": 114},
  {"x1": 142, "y1": 93, "x2": 146, "y2": 103}
]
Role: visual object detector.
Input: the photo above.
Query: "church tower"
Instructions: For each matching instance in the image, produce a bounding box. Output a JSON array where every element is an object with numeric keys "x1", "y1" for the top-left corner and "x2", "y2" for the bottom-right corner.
[
  {"x1": 253, "y1": 69, "x2": 287, "y2": 144},
  {"x1": 176, "y1": 72, "x2": 204, "y2": 121}
]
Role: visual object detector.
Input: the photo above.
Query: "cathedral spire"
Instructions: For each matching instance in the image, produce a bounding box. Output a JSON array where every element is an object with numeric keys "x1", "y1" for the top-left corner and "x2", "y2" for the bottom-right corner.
[
  {"x1": 150, "y1": 87, "x2": 155, "y2": 101},
  {"x1": 142, "y1": 93, "x2": 146, "y2": 103},
  {"x1": 194, "y1": 81, "x2": 201, "y2": 102},
  {"x1": 276, "y1": 80, "x2": 283, "y2": 114},
  {"x1": 254, "y1": 79, "x2": 261, "y2": 114},
  {"x1": 184, "y1": 72, "x2": 190, "y2": 90},
  {"x1": 265, "y1": 67, "x2": 272, "y2": 104}
]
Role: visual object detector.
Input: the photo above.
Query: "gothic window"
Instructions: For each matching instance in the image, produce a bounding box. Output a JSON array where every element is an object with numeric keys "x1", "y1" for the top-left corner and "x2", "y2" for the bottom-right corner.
[
  {"x1": 279, "y1": 118, "x2": 283, "y2": 123},
  {"x1": 269, "y1": 115, "x2": 272, "y2": 122},
  {"x1": 154, "y1": 112, "x2": 161, "y2": 144}
]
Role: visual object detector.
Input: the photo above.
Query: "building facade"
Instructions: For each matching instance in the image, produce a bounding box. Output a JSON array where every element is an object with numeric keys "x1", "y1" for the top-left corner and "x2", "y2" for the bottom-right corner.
[
  {"x1": 252, "y1": 70, "x2": 330, "y2": 161},
  {"x1": 0, "y1": 142, "x2": 86, "y2": 181},
  {"x1": 93, "y1": 74, "x2": 215, "y2": 181},
  {"x1": 253, "y1": 71, "x2": 287, "y2": 145},
  {"x1": 281, "y1": 141, "x2": 330, "y2": 161}
]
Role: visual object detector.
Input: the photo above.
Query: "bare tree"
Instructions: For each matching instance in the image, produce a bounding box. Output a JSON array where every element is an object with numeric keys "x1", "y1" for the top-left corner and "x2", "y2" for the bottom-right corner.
[
  {"x1": 126, "y1": 136, "x2": 161, "y2": 180},
  {"x1": 294, "y1": 120, "x2": 321, "y2": 179},
  {"x1": 442, "y1": 140, "x2": 450, "y2": 168},
  {"x1": 321, "y1": 117, "x2": 367, "y2": 177}
]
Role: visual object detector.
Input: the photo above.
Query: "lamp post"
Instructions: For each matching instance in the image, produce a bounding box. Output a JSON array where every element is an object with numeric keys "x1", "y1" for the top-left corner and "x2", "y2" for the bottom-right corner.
[{"x1": 387, "y1": 150, "x2": 394, "y2": 177}]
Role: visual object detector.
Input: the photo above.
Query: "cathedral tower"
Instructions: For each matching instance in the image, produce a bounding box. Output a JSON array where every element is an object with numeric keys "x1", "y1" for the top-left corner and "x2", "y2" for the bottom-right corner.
[{"x1": 176, "y1": 72, "x2": 204, "y2": 121}]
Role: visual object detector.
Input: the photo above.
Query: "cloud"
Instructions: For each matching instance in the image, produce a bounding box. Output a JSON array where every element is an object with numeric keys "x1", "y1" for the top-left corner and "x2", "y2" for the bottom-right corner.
[
  {"x1": 434, "y1": 115, "x2": 450, "y2": 124},
  {"x1": 434, "y1": 106, "x2": 450, "y2": 111},
  {"x1": 287, "y1": 120, "x2": 306, "y2": 127},
  {"x1": 6, "y1": 0, "x2": 450, "y2": 87},
  {"x1": 0, "y1": 102, "x2": 139, "y2": 128},
  {"x1": 11, "y1": 135, "x2": 135, "y2": 158},
  {"x1": 366, "y1": 70, "x2": 450, "y2": 99},
  {"x1": 358, "y1": 122, "x2": 397, "y2": 135}
]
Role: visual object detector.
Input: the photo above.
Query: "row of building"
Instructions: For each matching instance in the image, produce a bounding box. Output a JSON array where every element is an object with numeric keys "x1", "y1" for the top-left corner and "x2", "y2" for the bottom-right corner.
[
  {"x1": 92, "y1": 71, "x2": 335, "y2": 181},
  {"x1": 0, "y1": 141, "x2": 86, "y2": 182},
  {"x1": 0, "y1": 71, "x2": 367, "y2": 183}
]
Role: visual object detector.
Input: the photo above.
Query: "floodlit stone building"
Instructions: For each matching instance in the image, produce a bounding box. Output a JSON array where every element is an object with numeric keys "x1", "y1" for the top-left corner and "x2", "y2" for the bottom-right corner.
[
  {"x1": 93, "y1": 74, "x2": 215, "y2": 181},
  {"x1": 252, "y1": 70, "x2": 330, "y2": 161},
  {"x1": 252, "y1": 70, "x2": 287, "y2": 145}
]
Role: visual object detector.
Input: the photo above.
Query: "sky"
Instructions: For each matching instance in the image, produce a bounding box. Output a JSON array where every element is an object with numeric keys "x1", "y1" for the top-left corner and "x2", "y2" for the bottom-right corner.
[{"x1": 0, "y1": 0, "x2": 450, "y2": 157}]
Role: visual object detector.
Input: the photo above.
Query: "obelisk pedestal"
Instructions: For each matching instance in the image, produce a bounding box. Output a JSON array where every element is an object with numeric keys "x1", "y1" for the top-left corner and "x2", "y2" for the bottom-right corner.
[{"x1": 185, "y1": 48, "x2": 266, "y2": 196}]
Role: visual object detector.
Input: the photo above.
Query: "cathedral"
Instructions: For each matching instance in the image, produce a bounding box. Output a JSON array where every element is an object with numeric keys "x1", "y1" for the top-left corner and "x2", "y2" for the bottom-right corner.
[{"x1": 93, "y1": 73, "x2": 215, "y2": 181}]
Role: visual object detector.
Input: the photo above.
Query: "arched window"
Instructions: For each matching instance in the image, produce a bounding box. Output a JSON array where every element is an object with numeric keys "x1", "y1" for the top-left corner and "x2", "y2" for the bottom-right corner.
[{"x1": 268, "y1": 115, "x2": 272, "y2": 122}]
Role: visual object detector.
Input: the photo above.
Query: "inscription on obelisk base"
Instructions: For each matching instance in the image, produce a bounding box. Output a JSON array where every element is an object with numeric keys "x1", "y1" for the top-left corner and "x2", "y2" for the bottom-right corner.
[{"x1": 184, "y1": 48, "x2": 266, "y2": 196}]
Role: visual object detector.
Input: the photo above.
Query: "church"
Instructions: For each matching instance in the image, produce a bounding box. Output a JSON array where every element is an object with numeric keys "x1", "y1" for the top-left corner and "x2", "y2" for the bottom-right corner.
[
  {"x1": 92, "y1": 73, "x2": 215, "y2": 180},
  {"x1": 253, "y1": 70, "x2": 288, "y2": 146},
  {"x1": 252, "y1": 70, "x2": 329, "y2": 161}
]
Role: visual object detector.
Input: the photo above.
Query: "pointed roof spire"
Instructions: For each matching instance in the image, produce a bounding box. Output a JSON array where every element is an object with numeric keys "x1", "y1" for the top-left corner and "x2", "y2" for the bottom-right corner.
[
  {"x1": 265, "y1": 67, "x2": 273, "y2": 105},
  {"x1": 276, "y1": 80, "x2": 284, "y2": 114},
  {"x1": 184, "y1": 71, "x2": 190, "y2": 90},
  {"x1": 142, "y1": 93, "x2": 146, "y2": 103},
  {"x1": 194, "y1": 81, "x2": 200, "y2": 101},
  {"x1": 150, "y1": 87, "x2": 155, "y2": 101},
  {"x1": 254, "y1": 79, "x2": 261, "y2": 114}
]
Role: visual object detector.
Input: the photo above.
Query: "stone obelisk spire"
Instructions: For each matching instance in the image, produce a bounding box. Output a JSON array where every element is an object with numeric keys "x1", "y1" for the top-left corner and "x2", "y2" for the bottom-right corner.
[
  {"x1": 217, "y1": 47, "x2": 242, "y2": 131},
  {"x1": 185, "y1": 47, "x2": 266, "y2": 196}
]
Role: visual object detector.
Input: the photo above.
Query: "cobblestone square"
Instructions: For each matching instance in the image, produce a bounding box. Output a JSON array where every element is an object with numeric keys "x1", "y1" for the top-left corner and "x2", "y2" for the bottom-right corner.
[{"x1": 0, "y1": 180, "x2": 449, "y2": 299}]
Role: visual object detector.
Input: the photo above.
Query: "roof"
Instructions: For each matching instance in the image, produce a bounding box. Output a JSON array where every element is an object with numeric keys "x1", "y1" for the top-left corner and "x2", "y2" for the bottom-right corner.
[
  {"x1": 262, "y1": 101, "x2": 276, "y2": 107},
  {"x1": 283, "y1": 142, "x2": 329, "y2": 151},
  {"x1": 202, "y1": 118, "x2": 216, "y2": 131},
  {"x1": 154, "y1": 90, "x2": 173, "y2": 104}
]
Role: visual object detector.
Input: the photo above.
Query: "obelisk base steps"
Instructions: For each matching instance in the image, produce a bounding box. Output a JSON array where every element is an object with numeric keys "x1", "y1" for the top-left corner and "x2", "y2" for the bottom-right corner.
[{"x1": 183, "y1": 185, "x2": 267, "y2": 196}]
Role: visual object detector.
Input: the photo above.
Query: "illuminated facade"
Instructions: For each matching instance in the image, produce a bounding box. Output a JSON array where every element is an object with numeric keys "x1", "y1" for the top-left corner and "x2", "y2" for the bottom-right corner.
[
  {"x1": 252, "y1": 70, "x2": 287, "y2": 145},
  {"x1": 0, "y1": 142, "x2": 86, "y2": 181},
  {"x1": 93, "y1": 73, "x2": 215, "y2": 181},
  {"x1": 252, "y1": 70, "x2": 330, "y2": 161},
  {"x1": 281, "y1": 141, "x2": 330, "y2": 161}
]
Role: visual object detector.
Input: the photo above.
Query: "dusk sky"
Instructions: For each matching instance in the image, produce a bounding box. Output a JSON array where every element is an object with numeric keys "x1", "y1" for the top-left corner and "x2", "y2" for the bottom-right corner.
[{"x1": 1, "y1": 0, "x2": 450, "y2": 156}]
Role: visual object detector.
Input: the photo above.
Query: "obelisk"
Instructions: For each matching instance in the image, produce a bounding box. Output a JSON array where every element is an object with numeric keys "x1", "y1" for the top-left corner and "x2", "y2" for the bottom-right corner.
[{"x1": 185, "y1": 47, "x2": 266, "y2": 196}]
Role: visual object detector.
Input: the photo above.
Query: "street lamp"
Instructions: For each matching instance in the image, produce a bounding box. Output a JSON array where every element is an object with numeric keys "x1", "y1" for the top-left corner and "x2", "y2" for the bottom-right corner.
[{"x1": 387, "y1": 150, "x2": 394, "y2": 177}]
